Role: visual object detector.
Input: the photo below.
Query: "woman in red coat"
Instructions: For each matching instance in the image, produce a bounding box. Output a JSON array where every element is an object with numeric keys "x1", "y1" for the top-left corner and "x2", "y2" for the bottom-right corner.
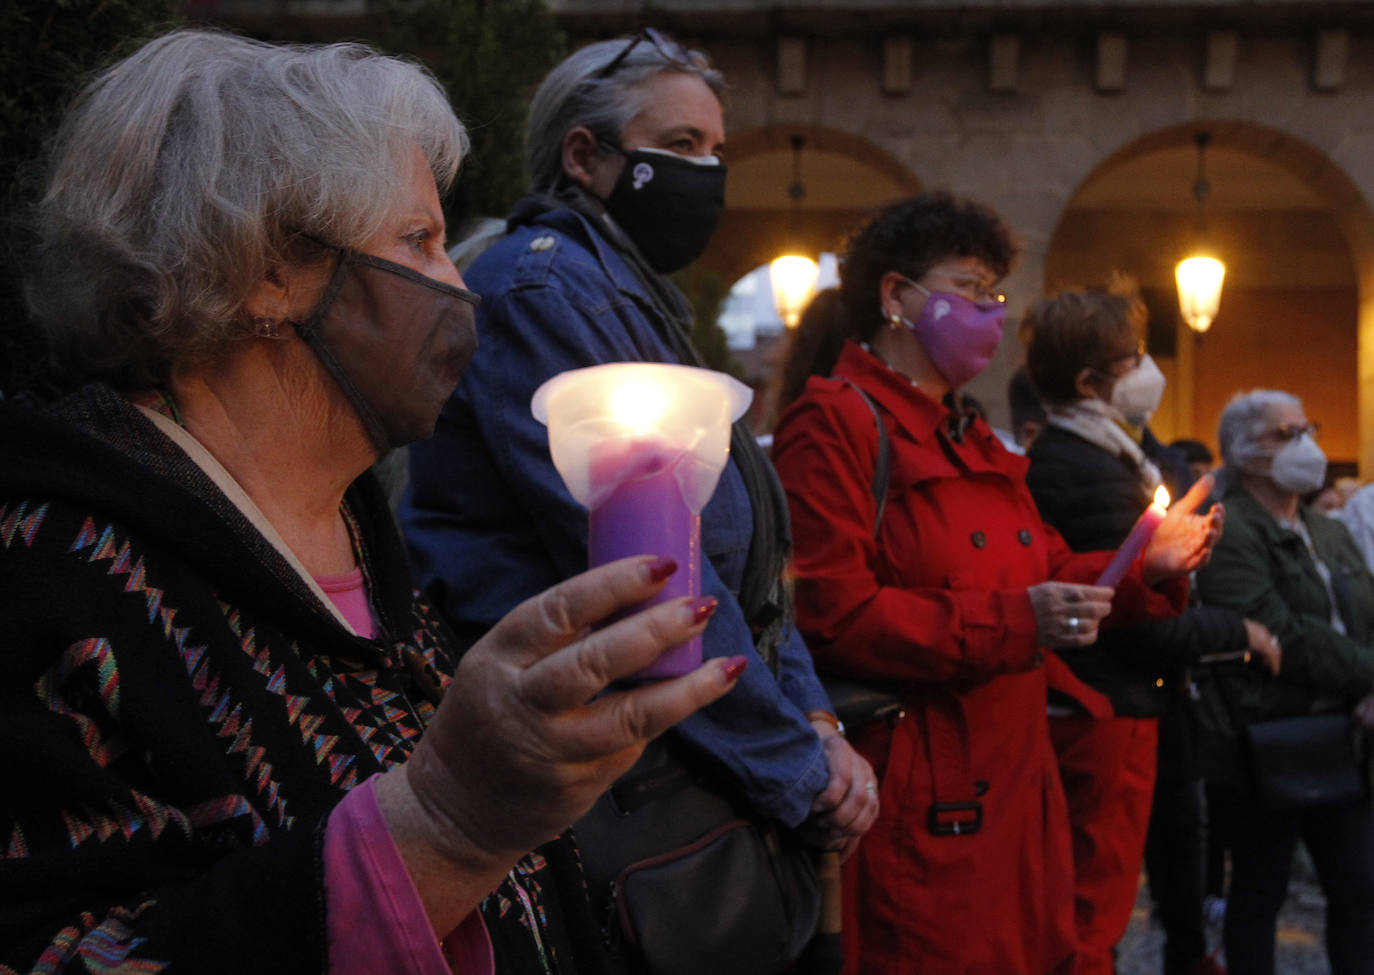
[{"x1": 771, "y1": 193, "x2": 1222, "y2": 974}]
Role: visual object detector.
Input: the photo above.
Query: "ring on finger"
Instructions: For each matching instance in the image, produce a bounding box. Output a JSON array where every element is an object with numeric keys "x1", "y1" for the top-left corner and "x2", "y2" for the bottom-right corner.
[
  {"x1": 864, "y1": 781, "x2": 877, "y2": 797},
  {"x1": 1067, "y1": 616, "x2": 1080, "y2": 633}
]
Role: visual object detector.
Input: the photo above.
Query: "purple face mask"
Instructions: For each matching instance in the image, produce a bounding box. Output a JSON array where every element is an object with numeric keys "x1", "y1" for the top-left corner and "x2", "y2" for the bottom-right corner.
[{"x1": 898, "y1": 280, "x2": 1006, "y2": 389}]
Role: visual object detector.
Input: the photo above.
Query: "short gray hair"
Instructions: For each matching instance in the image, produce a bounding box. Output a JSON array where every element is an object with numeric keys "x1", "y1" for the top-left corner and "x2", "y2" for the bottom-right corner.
[
  {"x1": 524, "y1": 33, "x2": 724, "y2": 194},
  {"x1": 28, "y1": 29, "x2": 468, "y2": 387},
  {"x1": 1217, "y1": 389, "x2": 1303, "y2": 469}
]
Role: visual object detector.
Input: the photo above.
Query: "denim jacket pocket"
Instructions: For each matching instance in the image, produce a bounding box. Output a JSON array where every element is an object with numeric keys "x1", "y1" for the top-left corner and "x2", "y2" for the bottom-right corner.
[{"x1": 700, "y1": 461, "x2": 752, "y2": 594}]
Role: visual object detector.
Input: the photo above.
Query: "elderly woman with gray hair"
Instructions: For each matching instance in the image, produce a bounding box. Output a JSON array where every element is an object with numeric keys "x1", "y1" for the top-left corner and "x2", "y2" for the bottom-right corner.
[
  {"x1": 0, "y1": 30, "x2": 743, "y2": 975},
  {"x1": 1195, "y1": 389, "x2": 1374, "y2": 975}
]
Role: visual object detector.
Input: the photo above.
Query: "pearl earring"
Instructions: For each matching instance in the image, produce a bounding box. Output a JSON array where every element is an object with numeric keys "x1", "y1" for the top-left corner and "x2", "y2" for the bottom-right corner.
[{"x1": 252, "y1": 317, "x2": 282, "y2": 338}]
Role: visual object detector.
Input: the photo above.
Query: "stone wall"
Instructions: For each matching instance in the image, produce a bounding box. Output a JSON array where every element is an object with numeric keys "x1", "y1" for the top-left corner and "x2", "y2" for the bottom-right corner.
[
  {"x1": 195, "y1": 0, "x2": 1374, "y2": 466},
  {"x1": 570, "y1": 9, "x2": 1374, "y2": 466}
]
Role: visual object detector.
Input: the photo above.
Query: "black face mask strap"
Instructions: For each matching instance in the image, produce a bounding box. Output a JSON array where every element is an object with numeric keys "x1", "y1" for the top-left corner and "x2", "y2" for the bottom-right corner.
[
  {"x1": 350, "y1": 251, "x2": 481, "y2": 307},
  {"x1": 290, "y1": 249, "x2": 391, "y2": 453},
  {"x1": 584, "y1": 139, "x2": 629, "y2": 208},
  {"x1": 290, "y1": 248, "x2": 352, "y2": 343}
]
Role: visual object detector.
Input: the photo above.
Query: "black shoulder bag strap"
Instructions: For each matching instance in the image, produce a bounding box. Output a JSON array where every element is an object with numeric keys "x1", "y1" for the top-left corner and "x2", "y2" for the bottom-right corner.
[
  {"x1": 840, "y1": 378, "x2": 890, "y2": 540},
  {"x1": 820, "y1": 380, "x2": 907, "y2": 734},
  {"x1": 839, "y1": 379, "x2": 979, "y2": 835}
]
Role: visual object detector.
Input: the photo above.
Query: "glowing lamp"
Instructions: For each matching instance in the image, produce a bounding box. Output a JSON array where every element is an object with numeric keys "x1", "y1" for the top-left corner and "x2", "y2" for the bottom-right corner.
[
  {"x1": 770, "y1": 255, "x2": 820, "y2": 329},
  {"x1": 1175, "y1": 255, "x2": 1226, "y2": 334}
]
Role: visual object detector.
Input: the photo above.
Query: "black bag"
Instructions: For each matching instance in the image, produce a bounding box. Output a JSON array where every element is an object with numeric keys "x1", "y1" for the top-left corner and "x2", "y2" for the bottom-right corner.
[
  {"x1": 1244, "y1": 712, "x2": 1369, "y2": 811},
  {"x1": 574, "y1": 737, "x2": 822, "y2": 975}
]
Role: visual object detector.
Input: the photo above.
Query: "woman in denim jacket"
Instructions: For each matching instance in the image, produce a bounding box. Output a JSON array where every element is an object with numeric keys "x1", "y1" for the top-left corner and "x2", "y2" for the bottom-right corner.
[{"x1": 399, "y1": 30, "x2": 878, "y2": 968}]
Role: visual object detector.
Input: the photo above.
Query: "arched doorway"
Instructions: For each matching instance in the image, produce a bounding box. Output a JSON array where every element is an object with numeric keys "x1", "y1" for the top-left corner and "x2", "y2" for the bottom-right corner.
[{"x1": 1045, "y1": 122, "x2": 1374, "y2": 475}]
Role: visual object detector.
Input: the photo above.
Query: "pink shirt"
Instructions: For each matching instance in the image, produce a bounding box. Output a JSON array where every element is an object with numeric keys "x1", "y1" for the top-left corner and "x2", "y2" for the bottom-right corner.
[
  {"x1": 316, "y1": 567, "x2": 376, "y2": 639},
  {"x1": 318, "y1": 570, "x2": 493, "y2": 973},
  {"x1": 324, "y1": 776, "x2": 493, "y2": 974}
]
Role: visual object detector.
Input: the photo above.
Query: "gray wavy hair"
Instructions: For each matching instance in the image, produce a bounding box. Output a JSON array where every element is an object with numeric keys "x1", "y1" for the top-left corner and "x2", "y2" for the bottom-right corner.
[
  {"x1": 524, "y1": 32, "x2": 724, "y2": 194},
  {"x1": 27, "y1": 29, "x2": 468, "y2": 387},
  {"x1": 1217, "y1": 388, "x2": 1303, "y2": 469}
]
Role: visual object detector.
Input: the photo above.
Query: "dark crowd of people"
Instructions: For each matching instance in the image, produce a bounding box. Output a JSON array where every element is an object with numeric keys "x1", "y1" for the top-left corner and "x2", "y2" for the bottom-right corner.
[{"x1": 2, "y1": 23, "x2": 1372, "y2": 975}]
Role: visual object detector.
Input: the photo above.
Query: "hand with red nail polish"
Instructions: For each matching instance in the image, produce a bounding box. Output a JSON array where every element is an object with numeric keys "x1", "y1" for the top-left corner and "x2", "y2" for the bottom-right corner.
[
  {"x1": 376, "y1": 554, "x2": 739, "y2": 936},
  {"x1": 720, "y1": 655, "x2": 748, "y2": 682}
]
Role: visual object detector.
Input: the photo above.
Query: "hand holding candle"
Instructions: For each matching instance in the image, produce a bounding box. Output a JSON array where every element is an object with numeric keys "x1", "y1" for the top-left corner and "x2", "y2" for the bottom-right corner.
[
  {"x1": 1096, "y1": 485, "x2": 1171, "y2": 588},
  {"x1": 1139, "y1": 473, "x2": 1224, "y2": 586}
]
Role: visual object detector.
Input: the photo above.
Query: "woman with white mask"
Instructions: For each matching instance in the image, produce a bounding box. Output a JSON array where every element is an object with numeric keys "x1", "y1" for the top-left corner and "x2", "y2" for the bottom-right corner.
[
  {"x1": 1022, "y1": 288, "x2": 1277, "y2": 975},
  {"x1": 1196, "y1": 389, "x2": 1374, "y2": 975}
]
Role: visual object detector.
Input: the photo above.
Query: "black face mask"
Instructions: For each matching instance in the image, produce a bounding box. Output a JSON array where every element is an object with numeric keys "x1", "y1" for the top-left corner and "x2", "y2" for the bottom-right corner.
[
  {"x1": 597, "y1": 144, "x2": 727, "y2": 273},
  {"x1": 293, "y1": 250, "x2": 479, "y2": 454}
]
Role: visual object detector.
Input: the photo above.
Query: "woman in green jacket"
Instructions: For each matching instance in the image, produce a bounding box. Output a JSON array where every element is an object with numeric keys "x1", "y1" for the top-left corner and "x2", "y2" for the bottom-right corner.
[{"x1": 1195, "y1": 389, "x2": 1374, "y2": 975}]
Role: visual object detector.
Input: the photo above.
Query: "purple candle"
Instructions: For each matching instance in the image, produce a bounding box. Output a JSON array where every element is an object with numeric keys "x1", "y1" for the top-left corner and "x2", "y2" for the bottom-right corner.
[
  {"x1": 531, "y1": 363, "x2": 753, "y2": 680},
  {"x1": 1096, "y1": 486, "x2": 1170, "y2": 588},
  {"x1": 588, "y1": 436, "x2": 702, "y2": 678}
]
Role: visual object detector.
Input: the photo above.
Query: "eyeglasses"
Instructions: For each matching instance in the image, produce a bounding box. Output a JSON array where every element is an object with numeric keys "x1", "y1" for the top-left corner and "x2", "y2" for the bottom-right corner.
[
  {"x1": 1259, "y1": 422, "x2": 1320, "y2": 444},
  {"x1": 905, "y1": 270, "x2": 1006, "y2": 308},
  {"x1": 594, "y1": 27, "x2": 699, "y2": 80},
  {"x1": 1100, "y1": 340, "x2": 1146, "y2": 372}
]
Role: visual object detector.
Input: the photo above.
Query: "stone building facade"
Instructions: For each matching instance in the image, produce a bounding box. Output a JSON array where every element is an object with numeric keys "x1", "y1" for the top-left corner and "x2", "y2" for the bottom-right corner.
[
  {"x1": 199, "y1": 0, "x2": 1374, "y2": 471},
  {"x1": 554, "y1": 1, "x2": 1374, "y2": 473}
]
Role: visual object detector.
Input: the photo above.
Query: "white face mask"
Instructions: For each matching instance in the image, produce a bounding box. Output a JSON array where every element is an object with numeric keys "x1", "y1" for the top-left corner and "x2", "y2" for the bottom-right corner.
[
  {"x1": 1269, "y1": 434, "x2": 1327, "y2": 495},
  {"x1": 1110, "y1": 354, "x2": 1166, "y2": 426}
]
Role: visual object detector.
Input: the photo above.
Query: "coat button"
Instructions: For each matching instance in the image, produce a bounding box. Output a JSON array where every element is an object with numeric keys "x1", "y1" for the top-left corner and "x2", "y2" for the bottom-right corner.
[
  {"x1": 971, "y1": 531, "x2": 986, "y2": 549},
  {"x1": 529, "y1": 234, "x2": 556, "y2": 252},
  {"x1": 1018, "y1": 529, "x2": 1033, "y2": 546}
]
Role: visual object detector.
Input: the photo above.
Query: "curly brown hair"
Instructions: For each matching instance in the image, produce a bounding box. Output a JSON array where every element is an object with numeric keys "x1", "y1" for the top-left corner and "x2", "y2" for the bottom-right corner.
[{"x1": 780, "y1": 191, "x2": 1016, "y2": 391}]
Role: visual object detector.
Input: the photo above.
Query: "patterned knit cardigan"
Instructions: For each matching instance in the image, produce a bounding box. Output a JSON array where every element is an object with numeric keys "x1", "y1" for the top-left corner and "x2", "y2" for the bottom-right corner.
[{"x1": 0, "y1": 385, "x2": 600, "y2": 975}]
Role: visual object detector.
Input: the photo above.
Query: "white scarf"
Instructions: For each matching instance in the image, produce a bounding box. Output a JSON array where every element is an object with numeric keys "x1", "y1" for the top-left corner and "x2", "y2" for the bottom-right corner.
[{"x1": 1046, "y1": 399, "x2": 1162, "y2": 496}]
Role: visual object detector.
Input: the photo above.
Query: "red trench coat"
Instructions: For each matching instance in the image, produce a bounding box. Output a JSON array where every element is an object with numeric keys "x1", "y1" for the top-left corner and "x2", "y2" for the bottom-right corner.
[{"x1": 772, "y1": 342, "x2": 1183, "y2": 975}]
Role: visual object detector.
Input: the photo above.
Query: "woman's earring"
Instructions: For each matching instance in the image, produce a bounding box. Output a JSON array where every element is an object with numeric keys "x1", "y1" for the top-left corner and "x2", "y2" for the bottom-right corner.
[
  {"x1": 252, "y1": 317, "x2": 282, "y2": 339},
  {"x1": 887, "y1": 310, "x2": 903, "y2": 330}
]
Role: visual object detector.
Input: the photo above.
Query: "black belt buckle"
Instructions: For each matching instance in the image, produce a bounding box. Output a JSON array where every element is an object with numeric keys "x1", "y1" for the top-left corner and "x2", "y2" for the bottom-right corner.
[{"x1": 927, "y1": 801, "x2": 982, "y2": 836}]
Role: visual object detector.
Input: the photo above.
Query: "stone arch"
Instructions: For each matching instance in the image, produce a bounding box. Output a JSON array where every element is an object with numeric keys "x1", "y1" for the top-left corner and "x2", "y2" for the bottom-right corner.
[
  {"x1": 696, "y1": 123, "x2": 923, "y2": 288},
  {"x1": 1043, "y1": 120, "x2": 1374, "y2": 474}
]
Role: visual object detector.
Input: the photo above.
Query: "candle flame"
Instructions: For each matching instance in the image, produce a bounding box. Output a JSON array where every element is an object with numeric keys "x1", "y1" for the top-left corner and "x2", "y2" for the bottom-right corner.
[
  {"x1": 1154, "y1": 485, "x2": 1171, "y2": 508},
  {"x1": 608, "y1": 376, "x2": 670, "y2": 434}
]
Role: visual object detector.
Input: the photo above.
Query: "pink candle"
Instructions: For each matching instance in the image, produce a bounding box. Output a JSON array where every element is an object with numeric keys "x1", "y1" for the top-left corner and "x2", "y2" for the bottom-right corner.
[
  {"x1": 587, "y1": 436, "x2": 702, "y2": 679},
  {"x1": 1095, "y1": 486, "x2": 1170, "y2": 588}
]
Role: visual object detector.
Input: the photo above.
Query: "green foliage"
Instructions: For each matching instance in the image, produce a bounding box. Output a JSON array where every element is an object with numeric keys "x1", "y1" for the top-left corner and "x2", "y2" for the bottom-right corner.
[
  {"x1": 378, "y1": 0, "x2": 566, "y2": 234},
  {"x1": 0, "y1": 0, "x2": 179, "y2": 395}
]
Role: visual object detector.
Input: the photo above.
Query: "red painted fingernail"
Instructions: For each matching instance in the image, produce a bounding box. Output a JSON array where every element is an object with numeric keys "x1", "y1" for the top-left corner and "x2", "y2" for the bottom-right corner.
[
  {"x1": 646, "y1": 557, "x2": 678, "y2": 582},
  {"x1": 720, "y1": 655, "x2": 748, "y2": 682},
  {"x1": 689, "y1": 596, "x2": 718, "y2": 624}
]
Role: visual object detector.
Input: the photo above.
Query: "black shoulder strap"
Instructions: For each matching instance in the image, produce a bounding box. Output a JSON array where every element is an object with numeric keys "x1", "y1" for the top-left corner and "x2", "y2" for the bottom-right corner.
[{"x1": 840, "y1": 379, "x2": 890, "y2": 539}]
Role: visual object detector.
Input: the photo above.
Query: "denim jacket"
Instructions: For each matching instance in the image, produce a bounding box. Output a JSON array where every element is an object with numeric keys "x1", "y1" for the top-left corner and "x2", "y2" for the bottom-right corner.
[{"x1": 400, "y1": 206, "x2": 829, "y2": 827}]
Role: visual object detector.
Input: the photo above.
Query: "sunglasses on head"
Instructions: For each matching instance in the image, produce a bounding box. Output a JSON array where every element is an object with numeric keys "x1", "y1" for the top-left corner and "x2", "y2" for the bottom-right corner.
[{"x1": 594, "y1": 27, "x2": 698, "y2": 80}]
